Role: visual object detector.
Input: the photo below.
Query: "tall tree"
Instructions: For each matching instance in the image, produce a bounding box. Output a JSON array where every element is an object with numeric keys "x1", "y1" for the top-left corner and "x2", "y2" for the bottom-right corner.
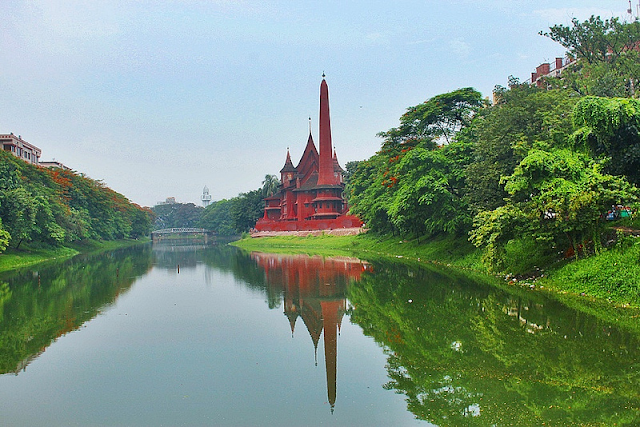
[
  {"x1": 572, "y1": 96, "x2": 640, "y2": 185},
  {"x1": 466, "y1": 83, "x2": 577, "y2": 212},
  {"x1": 348, "y1": 88, "x2": 483, "y2": 237},
  {"x1": 541, "y1": 16, "x2": 640, "y2": 97},
  {"x1": 379, "y1": 87, "x2": 485, "y2": 151},
  {"x1": 261, "y1": 174, "x2": 279, "y2": 197},
  {"x1": 541, "y1": 16, "x2": 640, "y2": 65}
]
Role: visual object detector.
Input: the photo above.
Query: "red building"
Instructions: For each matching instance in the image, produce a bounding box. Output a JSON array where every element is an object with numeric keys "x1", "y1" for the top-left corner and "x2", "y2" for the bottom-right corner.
[{"x1": 255, "y1": 77, "x2": 362, "y2": 232}]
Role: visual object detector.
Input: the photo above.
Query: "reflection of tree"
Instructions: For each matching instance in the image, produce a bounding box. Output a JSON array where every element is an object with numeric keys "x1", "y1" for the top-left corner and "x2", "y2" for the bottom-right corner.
[
  {"x1": 349, "y1": 260, "x2": 640, "y2": 426},
  {"x1": 152, "y1": 244, "x2": 209, "y2": 270},
  {"x1": 0, "y1": 245, "x2": 153, "y2": 375}
]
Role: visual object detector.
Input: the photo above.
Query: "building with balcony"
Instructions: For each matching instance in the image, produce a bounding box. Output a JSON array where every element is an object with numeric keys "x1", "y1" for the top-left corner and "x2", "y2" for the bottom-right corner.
[
  {"x1": 530, "y1": 57, "x2": 577, "y2": 87},
  {"x1": 1, "y1": 133, "x2": 41, "y2": 165}
]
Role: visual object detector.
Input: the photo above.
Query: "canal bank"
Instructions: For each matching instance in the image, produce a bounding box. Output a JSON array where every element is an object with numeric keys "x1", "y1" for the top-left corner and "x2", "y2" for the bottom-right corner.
[
  {"x1": 0, "y1": 238, "x2": 151, "y2": 273},
  {"x1": 232, "y1": 233, "x2": 640, "y2": 331}
]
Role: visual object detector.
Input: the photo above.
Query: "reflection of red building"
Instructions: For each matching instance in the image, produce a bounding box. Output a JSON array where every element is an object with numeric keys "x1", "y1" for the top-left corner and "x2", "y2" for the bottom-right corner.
[
  {"x1": 254, "y1": 77, "x2": 362, "y2": 231},
  {"x1": 251, "y1": 252, "x2": 369, "y2": 411}
]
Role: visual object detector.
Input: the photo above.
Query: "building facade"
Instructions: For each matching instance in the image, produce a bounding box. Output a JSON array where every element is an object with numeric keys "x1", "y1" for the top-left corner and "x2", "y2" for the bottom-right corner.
[
  {"x1": 530, "y1": 57, "x2": 576, "y2": 87},
  {"x1": 1, "y1": 133, "x2": 41, "y2": 165},
  {"x1": 201, "y1": 186, "x2": 212, "y2": 207},
  {"x1": 255, "y1": 78, "x2": 362, "y2": 232},
  {"x1": 39, "y1": 161, "x2": 71, "y2": 170}
]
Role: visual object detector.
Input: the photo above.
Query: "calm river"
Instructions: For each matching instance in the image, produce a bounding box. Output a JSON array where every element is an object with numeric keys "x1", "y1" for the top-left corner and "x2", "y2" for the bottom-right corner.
[{"x1": 0, "y1": 243, "x2": 639, "y2": 426}]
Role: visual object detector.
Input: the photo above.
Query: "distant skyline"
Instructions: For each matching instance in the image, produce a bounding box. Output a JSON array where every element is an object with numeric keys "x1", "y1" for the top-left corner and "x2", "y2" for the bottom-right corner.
[{"x1": 1, "y1": 1, "x2": 635, "y2": 207}]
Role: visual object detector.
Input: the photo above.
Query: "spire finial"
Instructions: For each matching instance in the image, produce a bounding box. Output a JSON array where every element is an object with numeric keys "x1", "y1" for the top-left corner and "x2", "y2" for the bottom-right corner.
[
  {"x1": 308, "y1": 116, "x2": 312, "y2": 134},
  {"x1": 322, "y1": 71, "x2": 325, "y2": 79}
]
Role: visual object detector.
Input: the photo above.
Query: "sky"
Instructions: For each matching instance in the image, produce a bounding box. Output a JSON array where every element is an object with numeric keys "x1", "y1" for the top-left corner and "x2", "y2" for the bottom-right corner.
[{"x1": 1, "y1": 1, "x2": 636, "y2": 207}]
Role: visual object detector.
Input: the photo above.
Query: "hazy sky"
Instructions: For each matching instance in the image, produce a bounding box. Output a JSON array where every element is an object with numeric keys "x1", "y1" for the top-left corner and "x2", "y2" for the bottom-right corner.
[{"x1": 1, "y1": 1, "x2": 634, "y2": 207}]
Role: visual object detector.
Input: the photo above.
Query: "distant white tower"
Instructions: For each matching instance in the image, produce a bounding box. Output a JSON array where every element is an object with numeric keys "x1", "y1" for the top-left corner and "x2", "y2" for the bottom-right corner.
[{"x1": 201, "y1": 186, "x2": 212, "y2": 207}]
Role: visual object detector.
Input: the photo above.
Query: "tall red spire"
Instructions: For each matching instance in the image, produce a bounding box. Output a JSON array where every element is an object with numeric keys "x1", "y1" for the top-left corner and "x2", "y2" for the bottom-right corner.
[{"x1": 317, "y1": 75, "x2": 335, "y2": 185}]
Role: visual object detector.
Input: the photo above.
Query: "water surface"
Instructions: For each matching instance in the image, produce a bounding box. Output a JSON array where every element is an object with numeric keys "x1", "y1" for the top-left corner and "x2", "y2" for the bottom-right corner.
[{"x1": 0, "y1": 244, "x2": 638, "y2": 426}]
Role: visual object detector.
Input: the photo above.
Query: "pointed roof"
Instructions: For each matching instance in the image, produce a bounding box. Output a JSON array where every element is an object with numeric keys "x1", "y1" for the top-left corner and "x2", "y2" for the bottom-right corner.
[
  {"x1": 280, "y1": 149, "x2": 296, "y2": 173},
  {"x1": 332, "y1": 149, "x2": 344, "y2": 173},
  {"x1": 295, "y1": 133, "x2": 320, "y2": 186},
  {"x1": 317, "y1": 76, "x2": 335, "y2": 185},
  {"x1": 303, "y1": 133, "x2": 318, "y2": 158},
  {"x1": 284, "y1": 307, "x2": 299, "y2": 336}
]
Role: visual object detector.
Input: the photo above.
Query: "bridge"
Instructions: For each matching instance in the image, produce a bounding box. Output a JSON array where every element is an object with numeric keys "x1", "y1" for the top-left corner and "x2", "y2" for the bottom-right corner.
[{"x1": 151, "y1": 228, "x2": 215, "y2": 243}]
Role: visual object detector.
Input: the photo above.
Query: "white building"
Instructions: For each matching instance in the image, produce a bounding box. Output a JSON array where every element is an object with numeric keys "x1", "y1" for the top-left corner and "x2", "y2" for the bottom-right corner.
[
  {"x1": 1, "y1": 133, "x2": 41, "y2": 165},
  {"x1": 201, "y1": 186, "x2": 212, "y2": 207}
]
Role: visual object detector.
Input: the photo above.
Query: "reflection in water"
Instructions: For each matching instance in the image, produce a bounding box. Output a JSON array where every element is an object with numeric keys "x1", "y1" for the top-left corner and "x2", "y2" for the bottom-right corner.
[
  {"x1": 0, "y1": 245, "x2": 153, "y2": 375},
  {"x1": 251, "y1": 252, "x2": 369, "y2": 412},
  {"x1": 2, "y1": 244, "x2": 640, "y2": 426},
  {"x1": 348, "y1": 260, "x2": 640, "y2": 426},
  {"x1": 152, "y1": 243, "x2": 209, "y2": 270}
]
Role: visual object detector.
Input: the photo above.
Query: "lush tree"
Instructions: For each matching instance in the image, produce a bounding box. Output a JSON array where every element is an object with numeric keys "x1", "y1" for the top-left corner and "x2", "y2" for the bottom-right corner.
[
  {"x1": 0, "y1": 151, "x2": 153, "y2": 246},
  {"x1": 199, "y1": 199, "x2": 236, "y2": 236},
  {"x1": 343, "y1": 161, "x2": 360, "y2": 187},
  {"x1": 541, "y1": 16, "x2": 640, "y2": 65},
  {"x1": 151, "y1": 202, "x2": 203, "y2": 230},
  {"x1": 348, "y1": 88, "x2": 483, "y2": 237},
  {"x1": 0, "y1": 220, "x2": 10, "y2": 253},
  {"x1": 346, "y1": 153, "x2": 399, "y2": 235},
  {"x1": 572, "y1": 96, "x2": 640, "y2": 184},
  {"x1": 471, "y1": 149, "x2": 638, "y2": 270},
  {"x1": 230, "y1": 190, "x2": 264, "y2": 232},
  {"x1": 388, "y1": 139, "x2": 473, "y2": 239},
  {"x1": 0, "y1": 187, "x2": 38, "y2": 249},
  {"x1": 129, "y1": 205, "x2": 154, "y2": 238},
  {"x1": 466, "y1": 83, "x2": 577, "y2": 212},
  {"x1": 378, "y1": 87, "x2": 485, "y2": 152},
  {"x1": 0, "y1": 161, "x2": 20, "y2": 191},
  {"x1": 541, "y1": 17, "x2": 640, "y2": 97}
]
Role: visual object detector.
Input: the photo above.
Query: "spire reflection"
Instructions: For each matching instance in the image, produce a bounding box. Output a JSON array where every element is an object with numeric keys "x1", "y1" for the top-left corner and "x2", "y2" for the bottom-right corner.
[{"x1": 250, "y1": 252, "x2": 369, "y2": 411}]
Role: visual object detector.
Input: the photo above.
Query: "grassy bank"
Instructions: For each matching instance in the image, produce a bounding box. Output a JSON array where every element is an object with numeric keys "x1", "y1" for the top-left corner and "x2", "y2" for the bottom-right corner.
[
  {"x1": 233, "y1": 233, "x2": 485, "y2": 270},
  {"x1": 0, "y1": 238, "x2": 150, "y2": 273},
  {"x1": 232, "y1": 232, "x2": 640, "y2": 309}
]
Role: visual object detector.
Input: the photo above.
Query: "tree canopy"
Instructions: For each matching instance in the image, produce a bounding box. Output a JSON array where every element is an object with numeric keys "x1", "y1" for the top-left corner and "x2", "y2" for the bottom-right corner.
[
  {"x1": 0, "y1": 151, "x2": 153, "y2": 252},
  {"x1": 345, "y1": 15, "x2": 640, "y2": 274}
]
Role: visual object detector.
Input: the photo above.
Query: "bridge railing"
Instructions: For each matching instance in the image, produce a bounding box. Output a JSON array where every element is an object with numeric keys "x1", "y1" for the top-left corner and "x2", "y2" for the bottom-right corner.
[{"x1": 151, "y1": 228, "x2": 211, "y2": 235}]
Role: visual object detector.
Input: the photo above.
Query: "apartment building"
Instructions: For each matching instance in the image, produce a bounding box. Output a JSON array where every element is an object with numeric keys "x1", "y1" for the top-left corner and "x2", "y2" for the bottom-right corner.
[{"x1": 0, "y1": 133, "x2": 41, "y2": 165}]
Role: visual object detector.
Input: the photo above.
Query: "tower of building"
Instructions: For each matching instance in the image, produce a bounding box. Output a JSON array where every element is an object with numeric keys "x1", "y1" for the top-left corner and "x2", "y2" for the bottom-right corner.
[
  {"x1": 201, "y1": 186, "x2": 212, "y2": 207},
  {"x1": 317, "y1": 75, "x2": 336, "y2": 186}
]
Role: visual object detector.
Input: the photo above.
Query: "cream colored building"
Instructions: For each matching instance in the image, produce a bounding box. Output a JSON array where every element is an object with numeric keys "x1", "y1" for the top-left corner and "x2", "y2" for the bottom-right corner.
[{"x1": 1, "y1": 133, "x2": 41, "y2": 165}]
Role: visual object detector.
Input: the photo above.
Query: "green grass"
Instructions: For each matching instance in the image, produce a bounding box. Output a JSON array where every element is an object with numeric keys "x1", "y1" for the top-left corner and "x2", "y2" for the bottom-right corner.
[
  {"x1": 542, "y1": 236, "x2": 640, "y2": 306},
  {"x1": 0, "y1": 246, "x2": 79, "y2": 272},
  {"x1": 0, "y1": 238, "x2": 150, "y2": 273},
  {"x1": 233, "y1": 232, "x2": 485, "y2": 270}
]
